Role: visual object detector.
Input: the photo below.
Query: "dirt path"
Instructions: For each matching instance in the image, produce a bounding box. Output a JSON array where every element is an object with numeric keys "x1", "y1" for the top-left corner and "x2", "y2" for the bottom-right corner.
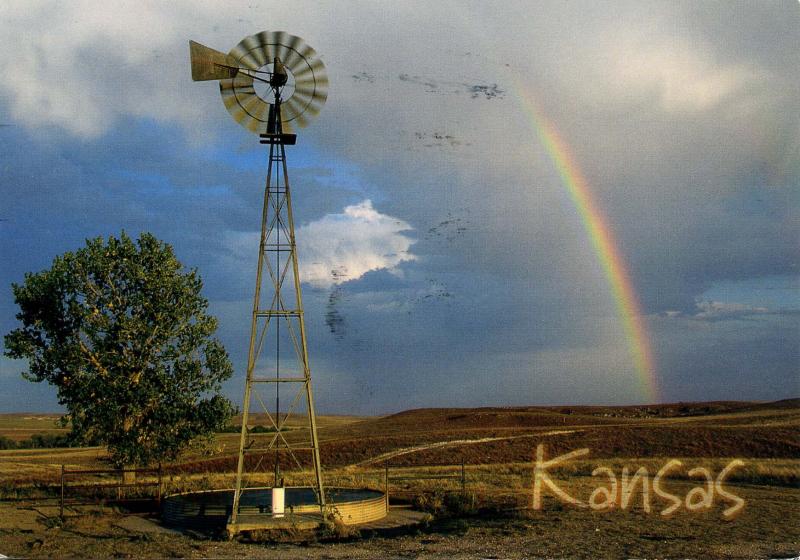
[{"x1": 353, "y1": 430, "x2": 578, "y2": 467}]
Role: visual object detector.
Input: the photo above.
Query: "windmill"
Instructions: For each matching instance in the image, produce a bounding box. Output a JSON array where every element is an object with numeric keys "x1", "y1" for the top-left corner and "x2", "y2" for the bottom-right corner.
[{"x1": 190, "y1": 31, "x2": 328, "y2": 529}]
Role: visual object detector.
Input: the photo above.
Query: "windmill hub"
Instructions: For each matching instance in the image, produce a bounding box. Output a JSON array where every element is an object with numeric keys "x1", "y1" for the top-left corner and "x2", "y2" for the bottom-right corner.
[
  {"x1": 254, "y1": 60, "x2": 295, "y2": 104},
  {"x1": 269, "y1": 58, "x2": 289, "y2": 88}
]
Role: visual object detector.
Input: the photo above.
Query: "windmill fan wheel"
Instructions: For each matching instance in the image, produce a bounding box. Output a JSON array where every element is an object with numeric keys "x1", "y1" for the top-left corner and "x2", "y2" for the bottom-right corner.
[{"x1": 219, "y1": 31, "x2": 328, "y2": 134}]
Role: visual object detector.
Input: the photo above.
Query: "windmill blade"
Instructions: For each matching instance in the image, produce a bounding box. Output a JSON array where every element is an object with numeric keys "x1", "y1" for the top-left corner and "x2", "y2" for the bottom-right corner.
[
  {"x1": 294, "y1": 82, "x2": 324, "y2": 104},
  {"x1": 293, "y1": 80, "x2": 327, "y2": 113},
  {"x1": 254, "y1": 30, "x2": 275, "y2": 51},
  {"x1": 294, "y1": 74, "x2": 318, "y2": 88},
  {"x1": 236, "y1": 33, "x2": 269, "y2": 68},
  {"x1": 282, "y1": 95, "x2": 306, "y2": 121},
  {"x1": 220, "y1": 76, "x2": 255, "y2": 93},
  {"x1": 245, "y1": 115, "x2": 265, "y2": 133},
  {"x1": 291, "y1": 111, "x2": 310, "y2": 129},
  {"x1": 282, "y1": 103, "x2": 308, "y2": 129},
  {"x1": 240, "y1": 93, "x2": 265, "y2": 115},
  {"x1": 271, "y1": 31, "x2": 291, "y2": 64},
  {"x1": 222, "y1": 87, "x2": 270, "y2": 126},
  {"x1": 287, "y1": 73, "x2": 326, "y2": 123},
  {"x1": 288, "y1": 87, "x2": 314, "y2": 107},
  {"x1": 293, "y1": 71, "x2": 319, "y2": 88},
  {"x1": 281, "y1": 32, "x2": 318, "y2": 75},
  {"x1": 292, "y1": 58, "x2": 325, "y2": 82},
  {"x1": 294, "y1": 42, "x2": 319, "y2": 67},
  {"x1": 224, "y1": 100, "x2": 250, "y2": 123},
  {"x1": 293, "y1": 70, "x2": 327, "y2": 99},
  {"x1": 281, "y1": 33, "x2": 306, "y2": 71},
  {"x1": 310, "y1": 81, "x2": 328, "y2": 105},
  {"x1": 297, "y1": 98, "x2": 324, "y2": 122},
  {"x1": 255, "y1": 31, "x2": 279, "y2": 66},
  {"x1": 287, "y1": 86, "x2": 321, "y2": 115},
  {"x1": 315, "y1": 72, "x2": 329, "y2": 91},
  {"x1": 304, "y1": 97, "x2": 325, "y2": 117}
]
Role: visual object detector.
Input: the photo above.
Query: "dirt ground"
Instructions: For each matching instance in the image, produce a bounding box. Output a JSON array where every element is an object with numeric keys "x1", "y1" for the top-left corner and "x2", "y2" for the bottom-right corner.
[{"x1": 0, "y1": 481, "x2": 798, "y2": 559}]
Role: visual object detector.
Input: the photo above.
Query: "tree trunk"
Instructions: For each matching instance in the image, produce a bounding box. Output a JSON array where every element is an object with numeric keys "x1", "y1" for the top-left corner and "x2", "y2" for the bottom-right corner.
[{"x1": 121, "y1": 416, "x2": 136, "y2": 486}]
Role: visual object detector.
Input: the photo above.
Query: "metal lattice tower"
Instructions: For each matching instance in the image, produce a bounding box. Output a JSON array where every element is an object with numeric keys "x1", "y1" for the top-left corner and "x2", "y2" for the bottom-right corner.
[
  {"x1": 230, "y1": 99, "x2": 326, "y2": 523},
  {"x1": 189, "y1": 31, "x2": 329, "y2": 527}
]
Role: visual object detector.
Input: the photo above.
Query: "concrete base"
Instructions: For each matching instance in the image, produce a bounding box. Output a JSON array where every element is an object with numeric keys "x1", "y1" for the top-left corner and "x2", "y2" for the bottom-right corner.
[
  {"x1": 226, "y1": 513, "x2": 323, "y2": 537},
  {"x1": 164, "y1": 487, "x2": 387, "y2": 536},
  {"x1": 225, "y1": 506, "x2": 429, "y2": 539}
]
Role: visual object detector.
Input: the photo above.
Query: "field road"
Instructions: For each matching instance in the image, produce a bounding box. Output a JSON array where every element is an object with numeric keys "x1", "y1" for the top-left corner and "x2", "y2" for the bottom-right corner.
[{"x1": 353, "y1": 429, "x2": 579, "y2": 467}]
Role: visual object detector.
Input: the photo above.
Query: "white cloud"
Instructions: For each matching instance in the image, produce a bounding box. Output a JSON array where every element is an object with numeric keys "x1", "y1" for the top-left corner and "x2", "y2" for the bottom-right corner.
[
  {"x1": 609, "y1": 40, "x2": 760, "y2": 112},
  {"x1": 663, "y1": 301, "x2": 773, "y2": 321},
  {"x1": 297, "y1": 200, "x2": 416, "y2": 288},
  {"x1": 692, "y1": 300, "x2": 770, "y2": 321},
  {"x1": 0, "y1": 2, "x2": 203, "y2": 137},
  {"x1": 221, "y1": 199, "x2": 416, "y2": 289}
]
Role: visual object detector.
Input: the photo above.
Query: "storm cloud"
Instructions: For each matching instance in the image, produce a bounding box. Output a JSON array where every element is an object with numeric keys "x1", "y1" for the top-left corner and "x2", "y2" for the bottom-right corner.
[{"x1": 0, "y1": 1, "x2": 797, "y2": 413}]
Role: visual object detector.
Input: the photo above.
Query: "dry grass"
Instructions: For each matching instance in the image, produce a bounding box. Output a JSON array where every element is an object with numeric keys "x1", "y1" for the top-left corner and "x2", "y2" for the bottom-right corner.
[
  {"x1": 2, "y1": 401, "x2": 798, "y2": 495},
  {"x1": 0, "y1": 400, "x2": 798, "y2": 558},
  {"x1": 0, "y1": 413, "x2": 68, "y2": 442}
]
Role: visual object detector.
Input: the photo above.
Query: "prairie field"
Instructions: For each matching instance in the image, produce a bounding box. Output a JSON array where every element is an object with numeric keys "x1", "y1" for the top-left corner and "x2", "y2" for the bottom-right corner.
[{"x1": 0, "y1": 399, "x2": 798, "y2": 559}]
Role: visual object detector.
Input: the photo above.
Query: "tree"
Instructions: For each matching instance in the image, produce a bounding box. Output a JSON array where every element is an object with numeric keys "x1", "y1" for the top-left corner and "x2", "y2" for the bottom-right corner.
[{"x1": 4, "y1": 232, "x2": 235, "y2": 467}]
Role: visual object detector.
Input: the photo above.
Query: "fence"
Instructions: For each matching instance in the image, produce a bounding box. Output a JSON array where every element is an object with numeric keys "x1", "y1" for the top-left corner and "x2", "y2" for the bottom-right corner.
[{"x1": 59, "y1": 465, "x2": 163, "y2": 517}]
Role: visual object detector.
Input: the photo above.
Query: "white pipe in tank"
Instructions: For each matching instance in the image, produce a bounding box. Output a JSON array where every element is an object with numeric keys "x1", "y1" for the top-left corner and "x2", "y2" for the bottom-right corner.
[{"x1": 271, "y1": 487, "x2": 285, "y2": 518}]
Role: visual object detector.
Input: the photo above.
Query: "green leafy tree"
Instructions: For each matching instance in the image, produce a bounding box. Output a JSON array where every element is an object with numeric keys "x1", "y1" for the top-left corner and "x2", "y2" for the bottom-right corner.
[{"x1": 4, "y1": 232, "x2": 234, "y2": 467}]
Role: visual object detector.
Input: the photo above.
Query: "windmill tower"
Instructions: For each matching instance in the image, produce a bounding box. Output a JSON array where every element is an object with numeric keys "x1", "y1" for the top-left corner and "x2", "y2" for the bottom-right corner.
[{"x1": 189, "y1": 31, "x2": 329, "y2": 528}]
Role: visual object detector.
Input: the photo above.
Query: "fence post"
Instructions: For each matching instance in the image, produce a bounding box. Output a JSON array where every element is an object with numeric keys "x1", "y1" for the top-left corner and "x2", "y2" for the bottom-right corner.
[
  {"x1": 461, "y1": 460, "x2": 466, "y2": 494},
  {"x1": 157, "y1": 464, "x2": 162, "y2": 506},
  {"x1": 384, "y1": 464, "x2": 389, "y2": 513},
  {"x1": 60, "y1": 464, "x2": 65, "y2": 518}
]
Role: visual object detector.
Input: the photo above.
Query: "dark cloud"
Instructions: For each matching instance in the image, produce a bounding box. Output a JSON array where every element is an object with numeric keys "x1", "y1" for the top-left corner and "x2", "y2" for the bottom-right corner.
[{"x1": 651, "y1": 312, "x2": 800, "y2": 402}]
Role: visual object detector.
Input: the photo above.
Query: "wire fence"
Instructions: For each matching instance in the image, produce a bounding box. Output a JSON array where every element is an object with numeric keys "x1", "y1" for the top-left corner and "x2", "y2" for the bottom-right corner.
[{"x1": 59, "y1": 464, "x2": 163, "y2": 517}]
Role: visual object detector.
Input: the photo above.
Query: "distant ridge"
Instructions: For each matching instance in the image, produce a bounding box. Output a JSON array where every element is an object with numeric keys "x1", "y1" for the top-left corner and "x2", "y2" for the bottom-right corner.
[{"x1": 377, "y1": 398, "x2": 800, "y2": 422}]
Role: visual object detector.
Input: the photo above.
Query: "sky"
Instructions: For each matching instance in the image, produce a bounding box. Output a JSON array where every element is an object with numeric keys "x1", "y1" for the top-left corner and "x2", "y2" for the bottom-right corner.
[{"x1": 0, "y1": 1, "x2": 797, "y2": 414}]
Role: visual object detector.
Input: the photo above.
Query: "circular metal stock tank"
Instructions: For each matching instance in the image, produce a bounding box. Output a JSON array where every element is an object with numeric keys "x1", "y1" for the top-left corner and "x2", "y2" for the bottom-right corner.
[{"x1": 162, "y1": 487, "x2": 387, "y2": 530}]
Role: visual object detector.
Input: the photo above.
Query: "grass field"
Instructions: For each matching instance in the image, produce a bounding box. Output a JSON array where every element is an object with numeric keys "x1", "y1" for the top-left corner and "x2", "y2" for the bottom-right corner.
[
  {"x1": 0, "y1": 399, "x2": 797, "y2": 558},
  {"x1": 0, "y1": 413, "x2": 68, "y2": 442}
]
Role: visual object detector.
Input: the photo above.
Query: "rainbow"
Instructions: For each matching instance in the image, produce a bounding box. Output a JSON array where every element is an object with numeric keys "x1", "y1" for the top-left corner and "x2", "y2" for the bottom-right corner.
[{"x1": 515, "y1": 89, "x2": 660, "y2": 403}]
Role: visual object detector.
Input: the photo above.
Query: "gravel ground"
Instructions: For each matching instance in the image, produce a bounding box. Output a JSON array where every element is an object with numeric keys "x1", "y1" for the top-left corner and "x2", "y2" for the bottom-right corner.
[{"x1": 1, "y1": 483, "x2": 798, "y2": 559}]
